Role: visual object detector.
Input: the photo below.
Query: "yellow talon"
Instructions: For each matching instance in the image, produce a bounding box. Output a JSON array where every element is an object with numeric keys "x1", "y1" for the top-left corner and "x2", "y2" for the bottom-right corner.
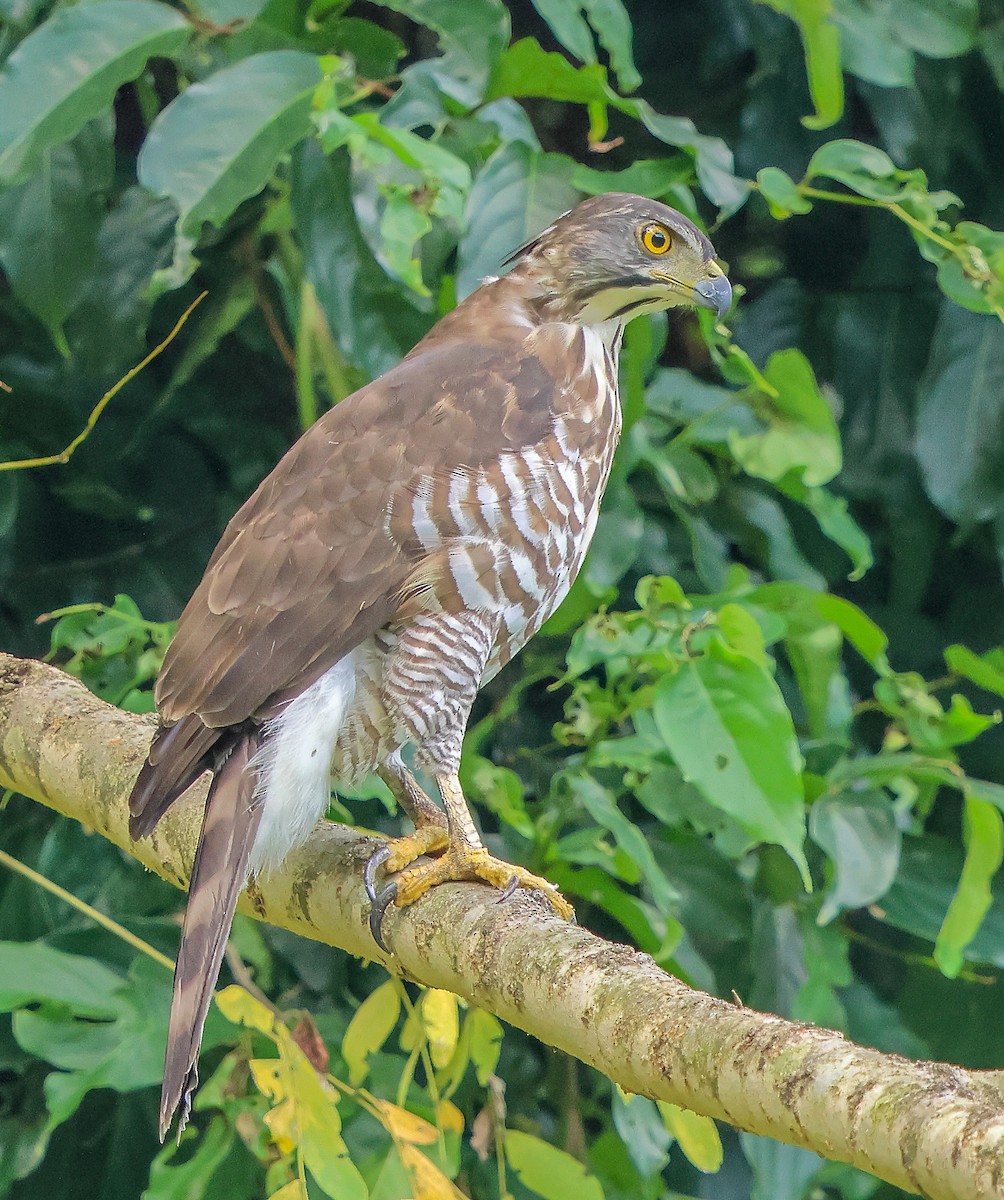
[{"x1": 392, "y1": 844, "x2": 575, "y2": 921}]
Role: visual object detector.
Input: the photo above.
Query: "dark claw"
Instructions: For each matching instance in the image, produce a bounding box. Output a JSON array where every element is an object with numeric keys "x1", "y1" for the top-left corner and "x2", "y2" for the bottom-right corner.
[
  {"x1": 364, "y1": 843, "x2": 392, "y2": 903},
  {"x1": 368, "y1": 881, "x2": 398, "y2": 951},
  {"x1": 498, "y1": 875, "x2": 520, "y2": 904}
]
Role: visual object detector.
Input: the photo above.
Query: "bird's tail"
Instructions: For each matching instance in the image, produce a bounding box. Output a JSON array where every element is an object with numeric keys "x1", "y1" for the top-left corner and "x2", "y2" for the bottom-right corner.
[{"x1": 158, "y1": 735, "x2": 262, "y2": 1142}]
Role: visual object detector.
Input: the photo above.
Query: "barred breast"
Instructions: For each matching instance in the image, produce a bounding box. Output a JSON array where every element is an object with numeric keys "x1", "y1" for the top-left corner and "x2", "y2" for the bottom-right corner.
[{"x1": 330, "y1": 321, "x2": 623, "y2": 782}]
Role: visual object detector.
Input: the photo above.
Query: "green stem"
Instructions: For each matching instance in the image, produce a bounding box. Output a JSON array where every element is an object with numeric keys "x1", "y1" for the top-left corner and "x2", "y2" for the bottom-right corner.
[{"x1": 0, "y1": 847, "x2": 175, "y2": 972}]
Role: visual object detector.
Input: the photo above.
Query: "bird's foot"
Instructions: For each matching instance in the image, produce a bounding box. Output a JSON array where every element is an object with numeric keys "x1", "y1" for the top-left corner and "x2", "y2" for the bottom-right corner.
[
  {"x1": 366, "y1": 841, "x2": 574, "y2": 949},
  {"x1": 364, "y1": 824, "x2": 450, "y2": 903}
]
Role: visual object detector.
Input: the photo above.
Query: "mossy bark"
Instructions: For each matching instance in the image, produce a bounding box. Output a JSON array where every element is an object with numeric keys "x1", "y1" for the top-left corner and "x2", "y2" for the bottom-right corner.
[{"x1": 1, "y1": 652, "x2": 1002, "y2": 1198}]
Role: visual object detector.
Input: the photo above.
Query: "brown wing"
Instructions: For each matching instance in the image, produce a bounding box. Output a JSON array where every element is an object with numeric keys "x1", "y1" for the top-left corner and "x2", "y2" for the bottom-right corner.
[{"x1": 154, "y1": 335, "x2": 561, "y2": 731}]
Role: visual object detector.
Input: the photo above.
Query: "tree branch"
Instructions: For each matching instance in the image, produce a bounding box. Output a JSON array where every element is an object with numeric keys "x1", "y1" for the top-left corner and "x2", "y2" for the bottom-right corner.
[{"x1": 1, "y1": 652, "x2": 1002, "y2": 1199}]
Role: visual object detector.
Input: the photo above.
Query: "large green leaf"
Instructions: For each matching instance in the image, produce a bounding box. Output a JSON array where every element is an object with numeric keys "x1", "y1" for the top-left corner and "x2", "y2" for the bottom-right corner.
[
  {"x1": 886, "y1": 0, "x2": 978, "y2": 58},
  {"x1": 531, "y1": 0, "x2": 641, "y2": 91},
  {"x1": 915, "y1": 304, "x2": 1004, "y2": 524},
  {"x1": 569, "y1": 774, "x2": 679, "y2": 912},
  {"x1": 139, "y1": 50, "x2": 322, "y2": 236},
  {"x1": 0, "y1": 0, "x2": 190, "y2": 186},
  {"x1": 810, "y1": 790, "x2": 901, "y2": 924},
  {"x1": 612, "y1": 96, "x2": 749, "y2": 215},
  {"x1": 371, "y1": 0, "x2": 509, "y2": 81},
  {"x1": 0, "y1": 117, "x2": 112, "y2": 345},
  {"x1": 291, "y1": 142, "x2": 432, "y2": 376},
  {"x1": 830, "y1": 0, "x2": 915, "y2": 86},
  {"x1": 0, "y1": 946, "x2": 170, "y2": 1136},
  {"x1": 652, "y1": 635, "x2": 809, "y2": 881},
  {"x1": 485, "y1": 37, "x2": 609, "y2": 104},
  {"x1": 456, "y1": 142, "x2": 580, "y2": 298}
]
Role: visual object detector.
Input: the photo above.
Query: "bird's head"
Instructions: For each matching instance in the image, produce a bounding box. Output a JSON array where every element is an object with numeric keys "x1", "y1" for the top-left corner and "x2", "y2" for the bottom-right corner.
[{"x1": 508, "y1": 192, "x2": 731, "y2": 326}]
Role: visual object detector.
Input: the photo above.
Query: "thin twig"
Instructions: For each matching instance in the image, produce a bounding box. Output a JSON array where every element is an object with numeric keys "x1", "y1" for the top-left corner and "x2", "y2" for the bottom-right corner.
[{"x1": 0, "y1": 292, "x2": 208, "y2": 473}]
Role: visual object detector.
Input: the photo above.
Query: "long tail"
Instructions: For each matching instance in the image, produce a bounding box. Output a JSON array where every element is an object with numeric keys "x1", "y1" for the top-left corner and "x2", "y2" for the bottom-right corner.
[{"x1": 159, "y1": 735, "x2": 262, "y2": 1141}]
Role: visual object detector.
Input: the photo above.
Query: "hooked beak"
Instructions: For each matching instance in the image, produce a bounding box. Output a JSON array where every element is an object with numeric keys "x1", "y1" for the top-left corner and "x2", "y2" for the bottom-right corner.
[{"x1": 692, "y1": 266, "x2": 732, "y2": 319}]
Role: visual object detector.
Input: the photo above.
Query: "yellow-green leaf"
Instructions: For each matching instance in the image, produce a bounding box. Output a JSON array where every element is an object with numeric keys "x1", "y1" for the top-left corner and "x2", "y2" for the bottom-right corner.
[
  {"x1": 342, "y1": 978, "x2": 400, "y2": 1085},
  {"x1": 422, "y1": 989, "x2": 460, "y2": 1070},
  {"x1": 283, "y1": 1031, "x2": 368, "y2": 1200},
  {"x1": 216, "y1": 984, "x2": 276, "y2": 1034},
  {"x1": 399, "y1": 1143, "x2": 465, "y2": 1199},
  {"x1": 264, "y1": 1096, "x2": 298, "y2": 1154},
  {"x1": 374, "y1": 1099, "x2": 439, "y2": 1145},
  {"x1": 658, "y1": 1102, "x2": 723, "y2": 1173},
  {"x1": 269, "y1": 1180, "x2": 308, "y2": 1200},
  {"x1": 467, "y1": 1009, "x2": 503, "y2": 1085},
  {"x1": 250, "y1": 1058, "x2": 286, "y2": 1103},
  {"x1": 504, "y1": 1130, "x2": 604, "y2": 1200}
]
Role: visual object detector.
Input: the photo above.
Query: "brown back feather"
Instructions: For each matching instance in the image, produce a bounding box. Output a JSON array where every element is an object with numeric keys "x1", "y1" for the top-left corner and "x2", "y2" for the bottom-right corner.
[{"x1": 153, "y1": 330, "x2": 560, "y2": 733}]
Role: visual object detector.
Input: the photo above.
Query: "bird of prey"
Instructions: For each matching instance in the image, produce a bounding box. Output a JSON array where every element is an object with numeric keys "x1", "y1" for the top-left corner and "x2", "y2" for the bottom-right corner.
[{"x1": 129, "y1": 192, "x2": 731, "y2": 1139}]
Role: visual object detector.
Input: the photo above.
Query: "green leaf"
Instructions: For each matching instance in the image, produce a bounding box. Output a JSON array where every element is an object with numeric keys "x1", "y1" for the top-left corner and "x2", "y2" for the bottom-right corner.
[
  {"x1": 741, "y1": 1134, "x2": 822, "y2": 1200},
  {"x1": 612, "y1": 96, "x2": 749, "y2": 214},
  {"x1": 4, "y1": 954, "x2": 170, "y2": 1135},
  {"x1": 945, "y1": 644, "x2": 1004, "y2": 698},
  {"x1": 0, "y1": 0, "x2": 191, "y2": 186},
  {"x1": 716, "y1": 602, "x2": 769, "y2": 667},
  {"x1": 530, "y1": 0, "x2": 640, "y2": 92},
  {"x1": 378, "y1": 190, "x2": 432, "y2": 295},
  {"x1": 456, "y1": 142, "x2": 580, "y2": 299},
  {"x1": 886, "y1": 0, "x2": 978, "y2": 58},
  {"x1": 0, "y1": 941, "x2": 128, "y2": 1013},
  {"x1": 371, "y1": 0, "x2": 509, "y2": 82},
  {"x1": 341, "y1": 979, "x2": 400, "y2": 1085},
  {"x1": 777, "y1": 478, "x2": 874, "y2": 580},
  {"x1": 486, "y1": 37, "x2": 609, "y2": 104},
  {"x1": 935, "y1": 794, "x2": 1004, "y2": 977},
  {"x1": 611, "y1": 1091, "x2": 669, "y2": 1178},
  {"x1": 652, "y1": 635, "x2": 809, "y2": 883},
  {"x1": 138, "y1": 51, "x2": 322, "y2": 236},
  {"x1": 569, "y1": 775, "x2": 679, "y2": 912},
  {"x1": 831, "y1": 0, "x2": 915, "y2": 86},
  {"x1": 145, "y1": 1117, "x2": 236, "y2": 1199},
  {"x1": 805, "y1": 138, "x2": 933, "y2": 203},
  {"x1": 572, "y1": 157, "x2": 691, "y2": 199},
  {"x1": 793, "y1": 0, "x2": 844, "y2": 129},
  {"x1": 291, "y1": 142, "x2": 431, "y2": 376},
  {"x1": 0, "y1": 117, "x2": 112, "y2": 343},
  {"x1": 812, "y1": 594, "x2": 887, "y2": 666},
  {"x1": 530, "y1": 0, "x2": 598, "y2": 66},
  {"x1": 756, "y1": 167, "x2": 813, "y2": 219},
  {"x1": 505, "y1": 1130, "x2": 605, "y2": 1200},
  {"x1": 729, "y1": 349, "x2": 841, "y2": 487},
  {"x1": 810, "y1": 790, "x2": 901, "y2": 924},
  {"x1": 786, "y1": 620, "x2": 845, "y2": 739},
  {"x1": 915, "y1": 304, "x2": 1004, "y2": 524},
  {"x1": 881, "y1": 834, "x2": 1004, "y2": 965},
  {"x1": 188, "y1": 0, "x2": 269, "y2": 25}
]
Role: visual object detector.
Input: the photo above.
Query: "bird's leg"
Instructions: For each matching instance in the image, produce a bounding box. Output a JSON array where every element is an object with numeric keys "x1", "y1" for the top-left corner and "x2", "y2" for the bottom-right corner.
[
  {"x1": 365, "y1": 760, "x2": 449, "y2": 918},
  {"x1": 373, "y1": 772, "x2": 574, "y2": 935}
]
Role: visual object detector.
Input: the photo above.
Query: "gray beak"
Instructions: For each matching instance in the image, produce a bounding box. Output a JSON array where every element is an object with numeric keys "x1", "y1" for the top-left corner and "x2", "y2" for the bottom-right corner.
[{"x1": 693, "y1": 273, "x2": 732, "y2": 319}]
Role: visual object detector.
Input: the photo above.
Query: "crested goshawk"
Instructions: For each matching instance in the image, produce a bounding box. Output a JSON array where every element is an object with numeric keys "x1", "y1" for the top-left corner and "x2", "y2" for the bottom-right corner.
[{"x1": 129, "y1": 192, "x2": 732, "y2": 1138}]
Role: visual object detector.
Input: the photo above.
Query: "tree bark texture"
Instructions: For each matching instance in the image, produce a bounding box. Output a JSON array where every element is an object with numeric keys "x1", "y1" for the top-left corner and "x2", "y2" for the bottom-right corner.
[{"x1": 1, "y1": 652, "x2": 1002, "y2": 1199}]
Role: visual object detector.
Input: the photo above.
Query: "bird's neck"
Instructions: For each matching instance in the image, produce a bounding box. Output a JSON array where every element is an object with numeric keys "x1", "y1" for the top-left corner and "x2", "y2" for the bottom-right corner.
[{"x1": 424, "y1": 270, "x2": 627, "y2": 362}]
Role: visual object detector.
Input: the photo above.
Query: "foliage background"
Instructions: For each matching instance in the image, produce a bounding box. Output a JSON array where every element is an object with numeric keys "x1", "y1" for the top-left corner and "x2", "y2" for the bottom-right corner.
[{"x1": 2, "y1": 0, "x2": 1004, "y2": 1197}]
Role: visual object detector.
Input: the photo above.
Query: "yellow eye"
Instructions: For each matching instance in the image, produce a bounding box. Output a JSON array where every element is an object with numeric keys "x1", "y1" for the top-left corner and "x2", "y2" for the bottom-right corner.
[{"x1": 641, "y1": 223, "x2": 672, "y2": 255}]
